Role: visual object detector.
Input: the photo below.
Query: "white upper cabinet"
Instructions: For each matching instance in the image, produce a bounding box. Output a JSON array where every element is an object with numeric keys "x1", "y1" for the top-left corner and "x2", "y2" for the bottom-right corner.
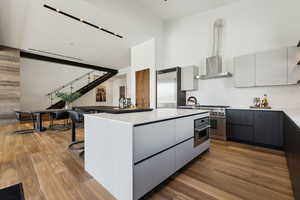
[
  {"x1": 234, "y1": 54, "x2": 256, "y2": 88},
  {"x1": 255, "y1": 48, "x2": 288, "y2": 86},
  {"x1": 288, "y1": 46, "x2": 300, "y2": 84},
  {"x1": 181, "y1": 66, "x2": 198, "y2": 91},
  {"x1": 234, "y1": 47, "x2": 300, "y2": 87}
]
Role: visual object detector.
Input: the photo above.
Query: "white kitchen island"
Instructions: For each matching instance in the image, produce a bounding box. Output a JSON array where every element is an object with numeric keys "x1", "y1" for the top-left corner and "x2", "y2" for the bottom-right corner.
[{"x1": 84, "y1": 109, "x2": 210, "y2": 200}]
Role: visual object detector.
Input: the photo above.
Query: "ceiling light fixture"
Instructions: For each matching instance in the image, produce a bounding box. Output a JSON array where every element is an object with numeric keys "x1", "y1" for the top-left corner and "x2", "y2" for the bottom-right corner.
[{"x1": 43, "y1": 4, "x2": 124, "y2": 39}]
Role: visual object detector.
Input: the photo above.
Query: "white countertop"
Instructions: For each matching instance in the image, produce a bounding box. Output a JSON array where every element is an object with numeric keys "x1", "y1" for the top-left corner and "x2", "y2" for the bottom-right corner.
[
  {"x1": 85, "y1": 109, "x2": 209, "y2": 125},
  {"x1": 281, "y1": 108, "x2": 300, "y2": 128},
  {"x1": 228, "y1": 107, "x2": 300, "y2": 128},
  {"x1": 227, "y1": 107, "x2": 284, "y2": 111}
]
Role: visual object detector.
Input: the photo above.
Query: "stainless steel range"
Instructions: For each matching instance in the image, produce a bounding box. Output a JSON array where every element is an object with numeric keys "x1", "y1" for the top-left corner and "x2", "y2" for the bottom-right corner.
[
  {"x1": 178, "y1": 105, "x2": 229, "y2": 140},
  {"x1": 198, "y1": 105, "x2": 229, "y2": 141}
]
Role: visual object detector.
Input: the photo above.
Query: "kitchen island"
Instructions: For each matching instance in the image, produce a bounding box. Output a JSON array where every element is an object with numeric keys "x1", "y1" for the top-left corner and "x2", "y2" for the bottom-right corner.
[{"x1": 84, "y1": 109, "x2": 209, "y2": 200}]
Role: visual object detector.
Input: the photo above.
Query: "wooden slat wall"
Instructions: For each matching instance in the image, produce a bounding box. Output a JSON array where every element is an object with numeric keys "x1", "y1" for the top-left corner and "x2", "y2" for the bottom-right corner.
[{"x1": 0, "y1": 46, "x2": 20, "y2": 125}]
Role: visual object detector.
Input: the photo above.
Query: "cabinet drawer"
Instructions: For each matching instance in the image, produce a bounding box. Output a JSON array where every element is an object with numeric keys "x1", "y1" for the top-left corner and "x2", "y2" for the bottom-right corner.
[
  {"x1": 193, "y1": 139, "x2": 210, "y2": 157},
  {"x1": 133, "y1": 120, "x2": 176, "y2": 163},
  {"x1": 133, "y1": 148, "x2": 175, "y2": 200},
  {"x1": 227, "y1": 110, "x2": 254, "y2": 125},
  {"x1": 175, "y1": 139, "x2": 210, "y2": 171},
  {"x1": 175, "y1": 139, "x2": 195, "y2": 171},
  {"x1": 175, "y1": 115, "x2": 199, "y2": 143}
]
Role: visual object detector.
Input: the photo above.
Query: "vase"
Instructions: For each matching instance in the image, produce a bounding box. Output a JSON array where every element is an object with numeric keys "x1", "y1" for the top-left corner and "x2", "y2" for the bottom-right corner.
[{"x1": 65, "y1": 102, "x2": 71, "y2": 110}]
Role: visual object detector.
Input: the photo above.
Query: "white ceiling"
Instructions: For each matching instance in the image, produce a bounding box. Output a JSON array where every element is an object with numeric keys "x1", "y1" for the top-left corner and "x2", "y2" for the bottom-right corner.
[
  {"x1": 0, "y1": 0, "x2": 240, "y2": 70},
  {"x1": 0, "y1": 0, "x2": 163, "y2": 70},
  {"x1": 139, "y1": 0, "x2": 240, "y2": 20}
]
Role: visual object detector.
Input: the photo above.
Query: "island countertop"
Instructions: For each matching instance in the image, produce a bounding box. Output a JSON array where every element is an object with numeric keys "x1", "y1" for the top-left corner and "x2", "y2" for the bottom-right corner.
[{"x1": 85, "y1": 108, "x2": 209, "y2": 126}]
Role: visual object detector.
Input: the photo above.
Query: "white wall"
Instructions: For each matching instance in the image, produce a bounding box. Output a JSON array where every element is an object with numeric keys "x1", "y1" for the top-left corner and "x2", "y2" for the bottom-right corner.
[
  {"x1": 130, "y1": 39, "x2": 156, "y2": 108},
  {"x1": 162, "y1": 0, "x2": 300, "y2": 108},
  {"x1": 21, "y1": 58, "x2": 130, "y2": 110},
  {"x1": 20, "y1": 58, "x2": 91, "y2": 110}
]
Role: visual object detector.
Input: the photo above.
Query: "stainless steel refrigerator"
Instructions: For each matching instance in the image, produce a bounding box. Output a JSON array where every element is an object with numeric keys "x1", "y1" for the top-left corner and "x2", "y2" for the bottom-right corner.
[{"x1": 156, "y1": 67, "x2": 186, "y2": 108}]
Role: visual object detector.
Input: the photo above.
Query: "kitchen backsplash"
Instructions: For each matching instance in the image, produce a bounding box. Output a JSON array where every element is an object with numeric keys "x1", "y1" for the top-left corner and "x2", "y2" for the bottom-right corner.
[{"x1": 186, "y1": 77, "x2": 300, "y2": 109}]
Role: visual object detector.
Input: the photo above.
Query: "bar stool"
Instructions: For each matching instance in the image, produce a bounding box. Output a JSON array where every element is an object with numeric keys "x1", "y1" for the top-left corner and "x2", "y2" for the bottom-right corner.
[
  {"x1": 14, "y1": 111, "x2": 36, "y2": 134},
  {"x1": 68, "y1": 110, "x2": 84, "y2": 157}
]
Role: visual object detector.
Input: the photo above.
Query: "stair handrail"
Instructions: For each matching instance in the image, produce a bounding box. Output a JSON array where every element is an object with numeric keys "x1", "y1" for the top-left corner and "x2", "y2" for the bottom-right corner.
[{"x1": 46, "y1": 70, "x2": 103, "y2": 96}]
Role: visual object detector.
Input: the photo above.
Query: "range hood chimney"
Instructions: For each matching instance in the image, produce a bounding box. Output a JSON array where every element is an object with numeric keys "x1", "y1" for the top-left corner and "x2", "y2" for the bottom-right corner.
[{"x1": 199, "y1": 19, "x2": 232, "y2": 80}]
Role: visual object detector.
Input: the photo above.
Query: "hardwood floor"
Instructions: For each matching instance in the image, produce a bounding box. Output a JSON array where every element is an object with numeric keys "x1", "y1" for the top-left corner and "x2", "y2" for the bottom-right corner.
[{"x1": 0, "y1": 122, "x2": 294, "y2": 200}]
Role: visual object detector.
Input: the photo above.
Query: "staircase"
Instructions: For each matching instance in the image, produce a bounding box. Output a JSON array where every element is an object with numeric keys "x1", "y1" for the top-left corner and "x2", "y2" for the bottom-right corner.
[{"x1": 47, "y1": 70, "x2": 117, "y2": 109}]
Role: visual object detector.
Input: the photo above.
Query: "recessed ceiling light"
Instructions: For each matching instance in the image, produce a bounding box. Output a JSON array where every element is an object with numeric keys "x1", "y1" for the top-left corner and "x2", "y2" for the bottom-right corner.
[{"x1": 80, "y1": 18, "x2": 84, "y2": 22}]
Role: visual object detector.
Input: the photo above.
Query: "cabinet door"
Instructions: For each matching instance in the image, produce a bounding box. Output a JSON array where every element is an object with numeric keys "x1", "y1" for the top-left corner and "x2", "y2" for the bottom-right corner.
[
  {"x1": 181, "y1": 66, "x2": 198, "y2": 91},
  {"x1": 234, "y1": 54, "x2": 256, "y2": 87},
  {"x1": 175, "y1": 115, "x2": 198, "y2": 143},
  {"x1": 133, "y1": 120, "x2": 176, "y2": 163},
  {"x1": 193, "y1": 139, "x2": 210, "y2": 157},
  {"x1": 133, "y1": 148, "x2": 175, "y2": 200},
  {"x1": 256, "y1": 48, "x2": 288, "y2": 86},
  {"x1": 229, "y1": 124, "x2": 254, "y2": 143},
  {"x1": 254, "y1": 111, "x2": 283, "y2": 147},
  {"x1": 227, "y1": 110, "x2": 254, "y2": 126},
  {"x1": 288, "y1": 46, "x2": 300, "y2": 85},
  {"x1": 175, "y1": 138, "x2": 210, "y2": 171},
  {"x1": 285, "y1": 117, "x2": 295, "y2": 169},
  {"x1": 294, "y1": 130, "x2": 300, "y2": 200},
  {"x1": 175, "y1": 139, "x2": 195, "y2": 171}
]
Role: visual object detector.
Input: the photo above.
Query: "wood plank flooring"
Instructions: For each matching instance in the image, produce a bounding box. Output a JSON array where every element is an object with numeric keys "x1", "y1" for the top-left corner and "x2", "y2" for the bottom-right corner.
[{"x1": 0, "y1": 122, "x2": 294, "y2": 200}]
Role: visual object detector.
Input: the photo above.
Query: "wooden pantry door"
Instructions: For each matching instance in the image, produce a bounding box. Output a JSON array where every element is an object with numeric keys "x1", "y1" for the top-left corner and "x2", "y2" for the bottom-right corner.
[{"x1": 136, "y1": 68, "x2": 150, "y2": 108}]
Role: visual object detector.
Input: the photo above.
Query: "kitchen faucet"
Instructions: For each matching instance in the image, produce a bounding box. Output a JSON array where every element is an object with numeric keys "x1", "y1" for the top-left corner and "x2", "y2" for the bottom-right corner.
[{"x1": 187, "y1": 96, "x2": 198, "y2": 105}]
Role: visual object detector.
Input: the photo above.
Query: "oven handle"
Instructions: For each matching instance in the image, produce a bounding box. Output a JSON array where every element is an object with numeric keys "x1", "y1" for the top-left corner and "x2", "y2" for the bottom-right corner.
[{"x1": 195, "y1": 125, "x2": 211, "y2": 132}]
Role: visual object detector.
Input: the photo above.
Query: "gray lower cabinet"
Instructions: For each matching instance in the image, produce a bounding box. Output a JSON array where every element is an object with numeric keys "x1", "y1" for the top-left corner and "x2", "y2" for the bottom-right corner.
[
  {"x1": 227, "y1": 109, "x2": 254, "y2": 126},
  {"x1": 227, "y1": 109, "x2": 283, "y2": 149},
  {"x1": 133, "y1": 138, "x2": 210, "y2": 200},
  {"x1": 133, "y1": 148, "x2": 175, "y2": 200},
  {"x1": 229, "y1": 125, "x2": 254, "y2": 143},
  {"x1": 254, "y1": 111, "x2": 283, "y2": 147},
  {"x1": 175, "y1": 115, "x2": 198, "y2": 143},
  {"x1": 175, "y1": 139, "x2": 195, "y2": 171},
  {"x1": 133, "y1": 120, "x2": 176, "y2": 163},
  {"x1": 227, "y1": 109, "x2": 254, "y2": 143},
  {"x1": 284, "y1": 115, "x2": 300, "y2": 200}
]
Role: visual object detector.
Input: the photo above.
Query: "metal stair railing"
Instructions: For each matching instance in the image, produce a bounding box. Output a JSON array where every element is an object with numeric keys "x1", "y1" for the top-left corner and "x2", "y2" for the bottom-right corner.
[{"x1": 46, "y1": 70, "x2": 107, "y2": 107}]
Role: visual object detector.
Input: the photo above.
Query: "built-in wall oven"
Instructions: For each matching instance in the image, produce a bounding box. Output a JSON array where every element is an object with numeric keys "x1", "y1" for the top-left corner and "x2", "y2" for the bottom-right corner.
[{"x1": 194, "y1": 117, "x2": 210, "y2": 147}]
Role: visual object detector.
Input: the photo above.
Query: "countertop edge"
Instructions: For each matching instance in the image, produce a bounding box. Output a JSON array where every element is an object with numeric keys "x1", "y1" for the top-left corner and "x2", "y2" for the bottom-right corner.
[
  {"x1": 84, "y1": 110, "x2": 209, "y2": 126},
  {"x1": 133, "y1": 111, "x2": 209, "y2": 127},
  {"x1": 84, "y1": 114, "x2": 134, "y2": 126}
]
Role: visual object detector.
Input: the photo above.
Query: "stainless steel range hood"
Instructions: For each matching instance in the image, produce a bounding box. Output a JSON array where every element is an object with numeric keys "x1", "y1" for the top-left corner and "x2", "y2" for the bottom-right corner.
[{"x1": 199, "y1": 19, "x2": 232, "y2": 80}]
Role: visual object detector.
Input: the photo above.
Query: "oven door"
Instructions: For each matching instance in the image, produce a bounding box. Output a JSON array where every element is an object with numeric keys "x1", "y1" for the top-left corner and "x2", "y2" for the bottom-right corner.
[
  {"x1": 194, "y1": 125, "x2": 210, "y2": 147},
  {"x1": 210, "y1": 117, "x2": 226, "y2": 140}
]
